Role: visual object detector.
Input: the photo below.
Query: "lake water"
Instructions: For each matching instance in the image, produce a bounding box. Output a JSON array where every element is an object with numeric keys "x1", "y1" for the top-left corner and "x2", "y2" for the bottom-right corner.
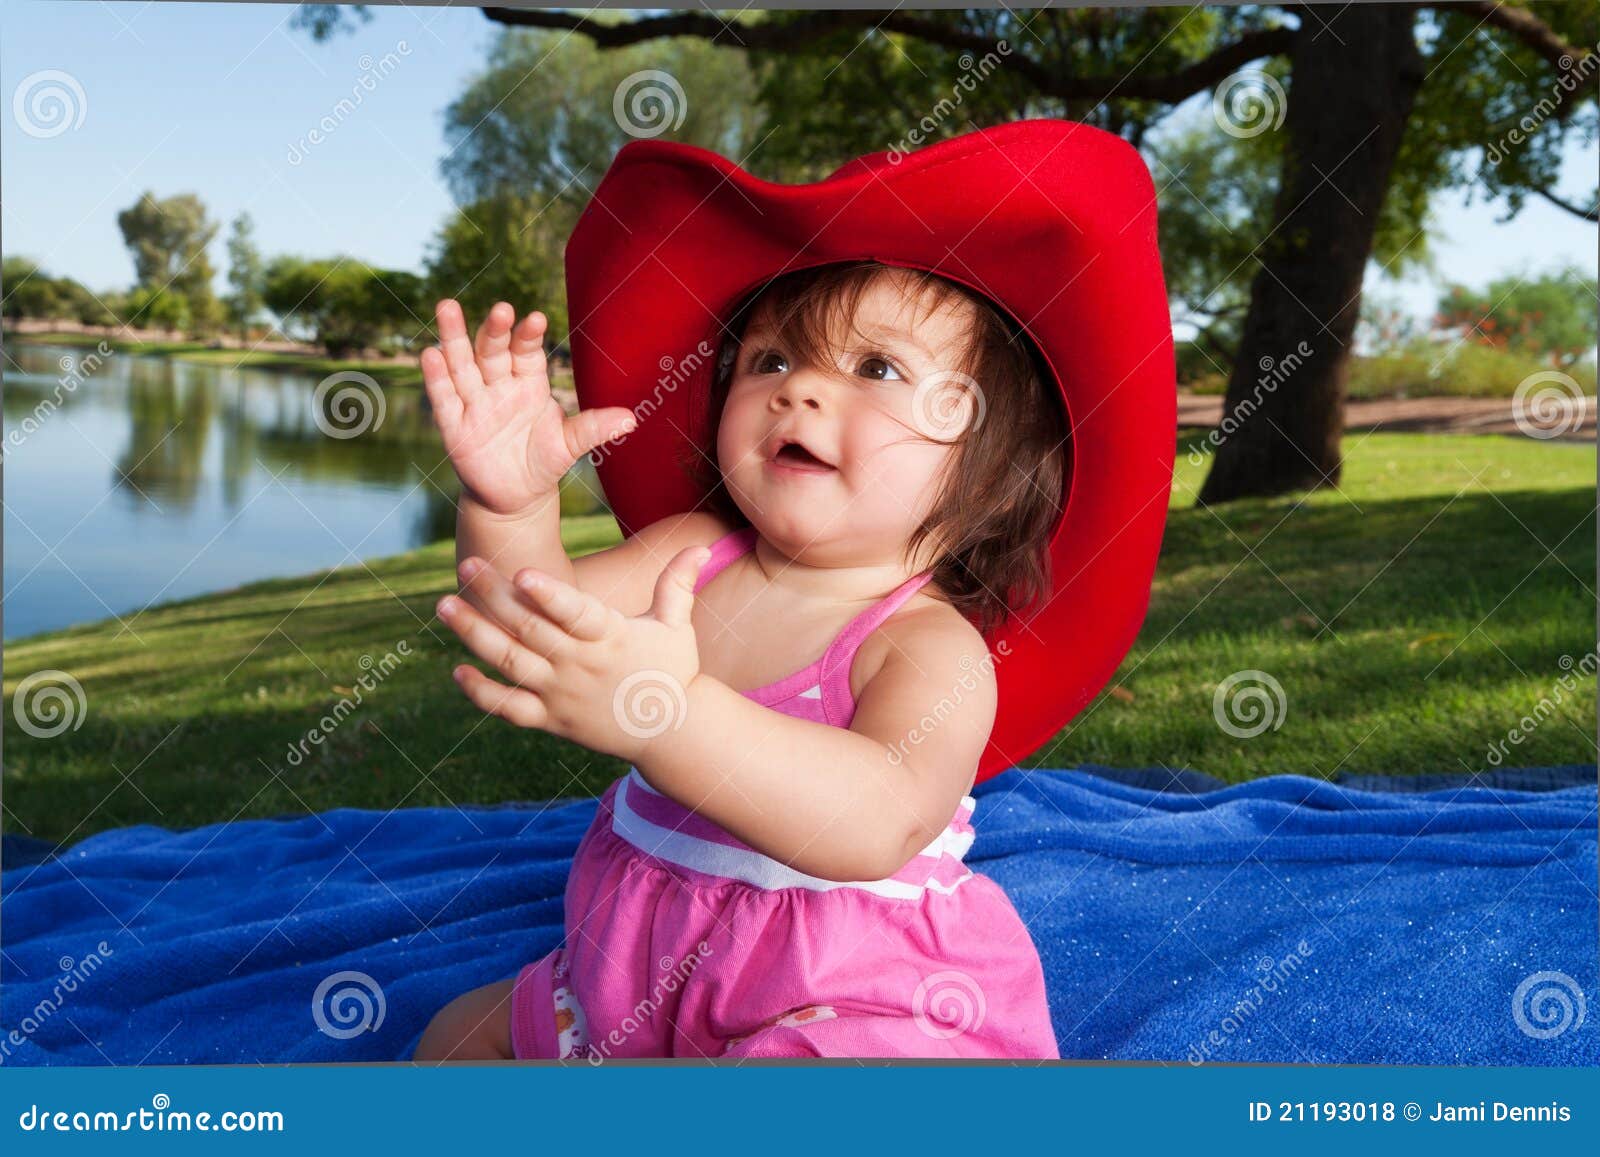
[{"x1": 2, "y1": 343, "x2": 607, "y2": 640}]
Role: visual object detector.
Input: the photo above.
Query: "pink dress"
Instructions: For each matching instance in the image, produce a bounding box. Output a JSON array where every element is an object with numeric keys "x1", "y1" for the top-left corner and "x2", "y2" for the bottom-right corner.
[{"x1": 509, "y1": 525, "x2": 1059, "y2": 1059}]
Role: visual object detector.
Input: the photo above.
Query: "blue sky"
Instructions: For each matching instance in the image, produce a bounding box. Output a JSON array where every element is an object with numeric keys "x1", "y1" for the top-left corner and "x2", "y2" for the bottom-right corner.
[{"x1": 3, "y1": 1, "x2": 1595, "y2": 326}]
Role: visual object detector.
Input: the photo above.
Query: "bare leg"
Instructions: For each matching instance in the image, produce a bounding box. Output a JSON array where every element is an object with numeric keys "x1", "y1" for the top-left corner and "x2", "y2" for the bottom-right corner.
[{"x1": 412, "y1": 978, "x2": 516, "y2": 1061}]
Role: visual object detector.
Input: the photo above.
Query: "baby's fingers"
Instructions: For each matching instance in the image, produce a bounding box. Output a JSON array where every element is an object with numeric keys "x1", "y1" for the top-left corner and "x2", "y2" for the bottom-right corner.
[
  {"x1": 437, "y1": 594, "x2": 554, "y2": 691},
  {"x1": 435, "y1": 299, "x2": 485, "y2": 402},
  {"x1": 420, "y1": 346, "x2": 463, "y2": 437},
  {"x1": 513, "y1": 568, "x2": 616, "y2": 642},
  {"x1": 451, "y1": 664, "x2": 549, "y2": 731},
  {"x1": 508, "y1": 311, "x2": 549, "y2": 386},
  {"x1": 474, "y1": 301, "x2": 516, "y2": 387}
]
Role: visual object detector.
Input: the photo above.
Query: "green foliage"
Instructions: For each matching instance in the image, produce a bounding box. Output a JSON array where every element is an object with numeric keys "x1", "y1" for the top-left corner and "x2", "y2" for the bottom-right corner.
[
  {"x1": 224, "y1": 211, "x2": 266, "y2": 340},
  {"x1": 424, "y1": 191, "x2": 575, "y2": 346},
  {"x1": 115, "y1": 190, "x2": 223, "y2": 336},
  {"x1": 2, "y1": 256, "x2": 104, "y2": 323},
  {"x1": 1346, "y1": 336, "x2": 1597, "y2": 400},
  {"x1": 1436, "y1": 267, "x2": 1597, "y2": 368},
  {"x1": 261, "y1": 255, "x2": 427, "y2": 356}
]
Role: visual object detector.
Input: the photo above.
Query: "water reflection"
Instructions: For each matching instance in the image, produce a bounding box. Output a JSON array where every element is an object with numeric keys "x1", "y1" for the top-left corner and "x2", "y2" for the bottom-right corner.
[{"x1": 2, "y1": 343, "x2": 609, "y2": 639}]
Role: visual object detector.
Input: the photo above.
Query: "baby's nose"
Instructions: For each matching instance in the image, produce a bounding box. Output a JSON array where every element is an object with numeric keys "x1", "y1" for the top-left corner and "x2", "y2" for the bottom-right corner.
[{"x1": 772, "y1": 368, "x2": 828, "y2": 409}]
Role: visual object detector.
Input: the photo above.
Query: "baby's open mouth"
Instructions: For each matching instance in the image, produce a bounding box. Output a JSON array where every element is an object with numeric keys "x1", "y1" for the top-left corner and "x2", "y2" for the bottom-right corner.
[{"x1": 772, "y1": 442, "x2": 834, "y2": 470}]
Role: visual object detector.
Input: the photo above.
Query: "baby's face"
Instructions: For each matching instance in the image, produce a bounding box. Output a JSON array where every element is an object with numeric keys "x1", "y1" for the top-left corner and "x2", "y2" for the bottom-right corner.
[{"x1": 716, "y1": 271, "x2": 980, "y2": 568}]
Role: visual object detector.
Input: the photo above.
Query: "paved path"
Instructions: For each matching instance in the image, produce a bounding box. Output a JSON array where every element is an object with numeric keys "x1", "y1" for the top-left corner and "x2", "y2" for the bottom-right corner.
[{"x1": 1177, "y1": 392, "x2": 1595, "y2": 442}]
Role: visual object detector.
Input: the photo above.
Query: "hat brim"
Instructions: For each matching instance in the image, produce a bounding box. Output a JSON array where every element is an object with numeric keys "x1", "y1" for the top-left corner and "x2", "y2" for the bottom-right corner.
[{"x1": 566, "y1": 118, "x2": 1175, "y2": 783}]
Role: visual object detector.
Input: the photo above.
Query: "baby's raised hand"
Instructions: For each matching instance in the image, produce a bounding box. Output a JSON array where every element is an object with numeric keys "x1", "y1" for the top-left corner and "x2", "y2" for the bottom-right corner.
[
  {"x1": 437, "y1": 545, "x2": 713, "y2": 762},
  {"x1": 420, "y1": 299, "x2": 638, "y2": 517}
]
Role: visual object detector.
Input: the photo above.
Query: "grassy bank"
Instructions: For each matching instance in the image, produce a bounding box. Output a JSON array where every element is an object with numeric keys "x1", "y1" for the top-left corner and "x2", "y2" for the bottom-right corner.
[
  {"x1": 5, "y1": 329, "x2": 576, "y2": 395},
  {"x1": 5, "y1": 431, "x2": 1595, "y2": 845}
]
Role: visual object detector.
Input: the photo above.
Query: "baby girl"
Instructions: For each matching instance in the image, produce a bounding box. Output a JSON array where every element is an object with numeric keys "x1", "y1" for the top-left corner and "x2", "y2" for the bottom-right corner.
[{"x1": 410, "y1": 255, "x2": 1069, "y2": 1060}]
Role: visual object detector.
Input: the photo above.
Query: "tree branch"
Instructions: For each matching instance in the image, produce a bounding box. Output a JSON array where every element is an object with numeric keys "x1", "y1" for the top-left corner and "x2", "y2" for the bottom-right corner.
[
  {"x1": 1427, "y1": 1, "x2": 1597, "y2": 92},
  {"x1": 480, "y1": 8, "x2": 1299, "y2": 107},
  {"x1": 1535, "y1": 185, "x2": 1600, "y2": 222}
]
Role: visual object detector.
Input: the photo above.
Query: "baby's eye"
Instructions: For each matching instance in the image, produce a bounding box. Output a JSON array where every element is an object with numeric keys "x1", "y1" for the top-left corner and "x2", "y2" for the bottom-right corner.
[
  {"x1": 855, "y1": 355, "x2": 904, "y2": 382},
  {"x1": 750, "y1": 349, "x2": 789, "y2": 374}
]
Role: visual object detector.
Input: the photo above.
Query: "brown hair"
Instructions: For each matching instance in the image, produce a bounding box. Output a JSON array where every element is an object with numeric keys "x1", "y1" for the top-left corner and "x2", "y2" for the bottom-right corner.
[{"x1": 676, "y1": 260, "x2": 1071, "y2": 637}]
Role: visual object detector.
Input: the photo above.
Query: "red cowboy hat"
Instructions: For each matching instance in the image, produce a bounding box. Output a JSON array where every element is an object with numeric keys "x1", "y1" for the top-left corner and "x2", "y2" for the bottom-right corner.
[{"x1": 565, "y1": 117, "x2": 1174, "y2": 784}]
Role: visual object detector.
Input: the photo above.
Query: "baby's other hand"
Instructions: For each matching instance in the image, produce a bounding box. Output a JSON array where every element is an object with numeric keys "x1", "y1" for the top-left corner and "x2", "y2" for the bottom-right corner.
[
  {"x1": 420, "y1": 299, "x2": 638, "y2": 517},
  {"x1": 438, "y1": 545, "x2": 713, "y2": 762}
]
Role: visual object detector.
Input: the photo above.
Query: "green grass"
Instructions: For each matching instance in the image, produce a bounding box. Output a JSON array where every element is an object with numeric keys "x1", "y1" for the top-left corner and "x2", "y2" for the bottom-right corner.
[{"x1": 5, "y1": 432, "x2": 1594, "y2": 846}]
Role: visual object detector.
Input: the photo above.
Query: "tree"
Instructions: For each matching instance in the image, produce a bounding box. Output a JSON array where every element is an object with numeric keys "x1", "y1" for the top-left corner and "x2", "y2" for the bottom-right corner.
[
  {"x1": 421, "y1": 20, "x2": 767, "y2": 349},
  {"x1": 1437, "y1": 268, "x2": 1598, "y2": 368},
  {"x1": 116, "y1": 190, "x2": 223, "y2": 336},
  {"x1": 224, "y1": 212, "x2": 266, "y2": 343},
  {"x1": 297, "y1": 3, "x2": 1598, "y2": 503},
  {"x1": 262, "y1": 255, "x2": 426, "y2": 356}
]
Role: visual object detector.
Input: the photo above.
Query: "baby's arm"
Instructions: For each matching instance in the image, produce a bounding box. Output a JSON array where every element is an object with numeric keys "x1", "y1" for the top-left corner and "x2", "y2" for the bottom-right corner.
[{"x1": 639, "y1": 607, "x2": 996, "y2": 881}]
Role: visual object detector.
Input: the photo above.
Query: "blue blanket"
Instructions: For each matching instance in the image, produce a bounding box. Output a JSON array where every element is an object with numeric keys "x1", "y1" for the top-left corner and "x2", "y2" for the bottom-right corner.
[{"x1": 4, "y1": 766, "x2": 1595, "y2": 1065}]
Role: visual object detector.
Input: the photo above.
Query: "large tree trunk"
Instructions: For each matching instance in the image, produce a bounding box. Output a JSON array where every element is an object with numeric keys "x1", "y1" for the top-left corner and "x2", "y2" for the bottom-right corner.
[{"x1": 1196, "y1": 5, "x2": 1425, "y2": 506}]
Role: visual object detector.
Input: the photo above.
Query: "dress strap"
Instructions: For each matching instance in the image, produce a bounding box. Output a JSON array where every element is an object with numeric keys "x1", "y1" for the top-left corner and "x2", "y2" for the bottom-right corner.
[{"x1": 692, "y1": 526, "x2": 759, "y2": 594}]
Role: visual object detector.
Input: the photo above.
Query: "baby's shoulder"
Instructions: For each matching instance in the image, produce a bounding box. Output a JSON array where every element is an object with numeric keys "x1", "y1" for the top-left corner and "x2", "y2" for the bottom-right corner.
[
  {"x1": 848, "y1": 591, "x2": 996, "y2": 704},
  {"x1": 638, "y1": 510, "x2": 744, "y2": 553}
]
